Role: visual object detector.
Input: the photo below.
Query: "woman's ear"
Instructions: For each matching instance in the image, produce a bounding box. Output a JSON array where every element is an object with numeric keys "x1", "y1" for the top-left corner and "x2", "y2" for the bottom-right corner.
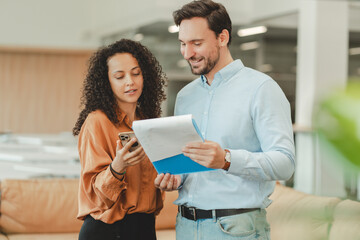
[{"x1": 218, "y1": 29, "x2": 230, "y2": 47}]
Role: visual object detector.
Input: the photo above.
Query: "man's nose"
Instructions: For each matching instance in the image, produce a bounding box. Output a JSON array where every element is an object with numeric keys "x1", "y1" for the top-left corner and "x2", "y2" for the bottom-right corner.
[{"x1": 182, "y1": 46, "x2": 194, "y2": 60}]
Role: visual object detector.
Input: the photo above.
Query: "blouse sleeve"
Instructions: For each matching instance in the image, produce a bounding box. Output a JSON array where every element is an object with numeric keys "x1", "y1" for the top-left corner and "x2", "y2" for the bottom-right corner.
[{"x1": 78, "y1": 116, "x2": 127, "y2": 210}]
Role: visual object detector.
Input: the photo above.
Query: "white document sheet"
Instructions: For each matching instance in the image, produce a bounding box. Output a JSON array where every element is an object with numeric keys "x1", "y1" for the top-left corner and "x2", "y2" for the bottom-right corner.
[
  {"x1": 132, "y1": 114, "x2": 202, "y2": 161},
  {"x1": 132, "y1": 114, "x2": 213, "y2": 174}
]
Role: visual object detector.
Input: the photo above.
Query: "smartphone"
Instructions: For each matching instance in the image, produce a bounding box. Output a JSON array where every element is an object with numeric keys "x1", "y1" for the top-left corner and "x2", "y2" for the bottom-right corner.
[{"x1": 118, "y1": 131, "x2": 140, "y2": 152}]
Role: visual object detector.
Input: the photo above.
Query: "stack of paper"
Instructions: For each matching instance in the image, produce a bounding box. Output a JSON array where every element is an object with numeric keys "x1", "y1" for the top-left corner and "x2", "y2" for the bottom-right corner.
[{"x1": 133, "y1": 114, "x2": 214, "y2": 174}]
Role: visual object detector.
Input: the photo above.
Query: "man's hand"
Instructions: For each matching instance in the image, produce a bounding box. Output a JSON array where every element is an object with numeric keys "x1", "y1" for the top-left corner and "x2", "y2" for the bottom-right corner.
[
  {"x1": 182, "y1": 140, "x2": 226, "y2": 169},
  {"x1": 154, "y1": 173, "x2": 181, "y2": 191}
]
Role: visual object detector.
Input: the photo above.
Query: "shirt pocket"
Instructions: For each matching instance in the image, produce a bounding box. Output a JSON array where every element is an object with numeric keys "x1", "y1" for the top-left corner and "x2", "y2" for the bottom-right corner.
[{"x1": 217, "y1": 212, "x2": 256, "y2": 238}]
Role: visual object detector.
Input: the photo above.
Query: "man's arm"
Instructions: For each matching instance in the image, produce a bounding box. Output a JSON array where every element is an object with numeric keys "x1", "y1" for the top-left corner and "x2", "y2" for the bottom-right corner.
[{"x1": 182, "y1": 80, "x2": 295, "y2": 181}]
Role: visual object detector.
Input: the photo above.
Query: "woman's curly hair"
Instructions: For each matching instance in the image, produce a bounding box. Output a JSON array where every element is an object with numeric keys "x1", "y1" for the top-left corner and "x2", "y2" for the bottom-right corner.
[{"x1": 73, "y1": 39, "x2": 167, "y2": 136}]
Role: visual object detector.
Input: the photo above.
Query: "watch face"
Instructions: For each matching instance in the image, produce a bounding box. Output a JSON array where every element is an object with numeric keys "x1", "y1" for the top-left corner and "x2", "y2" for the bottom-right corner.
[{"x1": 225, "y1": 151, "x2": 231, "y2": 163}]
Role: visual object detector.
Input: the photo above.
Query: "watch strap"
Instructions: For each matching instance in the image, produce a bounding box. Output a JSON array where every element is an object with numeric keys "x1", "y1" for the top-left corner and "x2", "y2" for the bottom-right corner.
[{"x1": 222, "y1": 149, "x2": 231, "y2": 171}]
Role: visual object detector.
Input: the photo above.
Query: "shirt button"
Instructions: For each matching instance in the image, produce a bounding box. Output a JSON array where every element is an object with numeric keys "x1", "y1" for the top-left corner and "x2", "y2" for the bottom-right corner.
[
  {"x1": 209, "y1": 91, "x2": 213, "y2": 95},
  {"x1": 204, "y1": 112, "x2": 208, "y2": 115},
  {"x1": 201, "y1": 132, "x2": 205, "y2": 136}
]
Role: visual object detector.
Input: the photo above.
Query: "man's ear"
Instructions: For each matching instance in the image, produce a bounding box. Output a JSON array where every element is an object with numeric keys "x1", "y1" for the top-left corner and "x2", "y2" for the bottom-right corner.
[{"x1": 218, "y1": 29, "x2": 229, "y2": 47}]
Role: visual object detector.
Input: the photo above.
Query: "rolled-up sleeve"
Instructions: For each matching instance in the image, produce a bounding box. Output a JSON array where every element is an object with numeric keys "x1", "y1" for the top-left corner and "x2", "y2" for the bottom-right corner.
[
  {"x1": 228, "y1": 80, "x2": 295, "y2": 181},
  {"x1": 78, "y1": 120, "x2": 127, "y2": 211}
]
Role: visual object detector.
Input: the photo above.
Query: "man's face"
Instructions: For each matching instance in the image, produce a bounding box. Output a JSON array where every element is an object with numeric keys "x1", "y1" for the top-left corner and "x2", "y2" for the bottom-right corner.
[{"x1": 178, "y1": 17, "x2": 220, "y2": 76}]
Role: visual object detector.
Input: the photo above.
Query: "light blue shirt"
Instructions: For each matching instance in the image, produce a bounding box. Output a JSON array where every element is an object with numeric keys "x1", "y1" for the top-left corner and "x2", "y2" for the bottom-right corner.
[{"x1": 174, "y1": 59, "x2": 295, "y2": 209}]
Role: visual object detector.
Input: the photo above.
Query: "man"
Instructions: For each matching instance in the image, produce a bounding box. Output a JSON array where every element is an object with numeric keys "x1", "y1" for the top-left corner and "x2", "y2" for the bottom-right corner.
[{"x1": 154, "y1": 0, "x2": 295, "y2": 239}]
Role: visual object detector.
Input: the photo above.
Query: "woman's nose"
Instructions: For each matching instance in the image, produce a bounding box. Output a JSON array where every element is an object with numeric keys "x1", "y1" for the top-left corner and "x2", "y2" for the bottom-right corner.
[{"x1": 125, "y1": 75, "x2": 135, "y2": 85}]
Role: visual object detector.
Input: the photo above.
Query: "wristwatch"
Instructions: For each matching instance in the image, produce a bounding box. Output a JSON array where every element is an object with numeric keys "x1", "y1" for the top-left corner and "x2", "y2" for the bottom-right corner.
[{"x1": 222, "y1": 149, "x2": 231, "y2": 171}]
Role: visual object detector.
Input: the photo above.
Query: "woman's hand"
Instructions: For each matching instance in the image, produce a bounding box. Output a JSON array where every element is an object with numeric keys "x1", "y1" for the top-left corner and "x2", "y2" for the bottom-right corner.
[
  {"x1": 154, "y1": 173, "x2": 181, "y2": 191},
  {"x1": 111, "y1": 138, "x2": 147, "y2": 173}
]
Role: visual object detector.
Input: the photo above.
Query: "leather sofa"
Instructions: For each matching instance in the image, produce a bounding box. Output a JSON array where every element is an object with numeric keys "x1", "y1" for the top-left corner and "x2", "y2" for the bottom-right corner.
[
  {"x1": 0, "y1": 178, "x2": 176, "y2": 240},
  {"x1": 0, "y1": 179, "x2": 359, "y2": 240}
]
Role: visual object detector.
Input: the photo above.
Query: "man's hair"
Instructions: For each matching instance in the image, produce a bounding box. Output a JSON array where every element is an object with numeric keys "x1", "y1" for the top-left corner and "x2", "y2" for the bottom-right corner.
[{"x1": 173, "y1": 0, "x2": 232, "y2": 46}]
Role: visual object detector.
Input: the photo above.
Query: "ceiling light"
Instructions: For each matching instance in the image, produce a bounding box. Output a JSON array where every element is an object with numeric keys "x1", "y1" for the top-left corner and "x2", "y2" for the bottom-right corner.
[
  {"x1": 133, "y1": 33, "x2": 144, "y2": 41},
  {"x1": 239, "y1": 41, "x2": 259, "y2": 51},
  {"x1": 237, "y1": 26, "x2": 267, "y2": 37},
  {"x1": 349, "y1": 47, "x2": 360, "y2": 55},
  {"x1": 168, "y1": 25, "x2": 179, "y2": 33}
]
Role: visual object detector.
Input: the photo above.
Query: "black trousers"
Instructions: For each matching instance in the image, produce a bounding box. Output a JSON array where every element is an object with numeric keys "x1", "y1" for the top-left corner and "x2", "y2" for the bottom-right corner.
[{"x1": 78, "y1": 213, "x2": 156, "y2": 240}]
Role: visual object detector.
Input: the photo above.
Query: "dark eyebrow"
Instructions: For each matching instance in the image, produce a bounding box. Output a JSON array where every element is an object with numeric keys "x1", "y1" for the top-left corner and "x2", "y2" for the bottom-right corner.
[
  {"x1": 179, "y1": 39, "x2": 204, "y2": 43},
  {"x1": 112, "y1": 66, "x2": 140, "y2": 74}
]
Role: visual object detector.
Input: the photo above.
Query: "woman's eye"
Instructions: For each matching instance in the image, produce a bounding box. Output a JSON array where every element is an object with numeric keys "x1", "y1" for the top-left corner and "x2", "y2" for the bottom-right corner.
[{"x1": 133, "y1": 72, "x2": 141, "y2": 76}]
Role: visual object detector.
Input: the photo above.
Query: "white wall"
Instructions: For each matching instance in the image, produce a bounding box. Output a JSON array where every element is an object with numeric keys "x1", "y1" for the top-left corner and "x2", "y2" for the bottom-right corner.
[
  {"x1": 349, "y1": 2, "x2": 360, "y2": 31},
  {"x1": 1, "y1": 0, "x2": 359, "y2": 49},
  {"x1": 0, "y1": 0, "x2": 267, "y2": 49},
  {"x1": 0, "y1": 0, "x2": 96, "y2": 48},
  {"x1": 86, "y1": 0, "x2": 253, "y2": 42},
  {"x1": 252, "y1": 0, "x2": 299, "y2": 21}
]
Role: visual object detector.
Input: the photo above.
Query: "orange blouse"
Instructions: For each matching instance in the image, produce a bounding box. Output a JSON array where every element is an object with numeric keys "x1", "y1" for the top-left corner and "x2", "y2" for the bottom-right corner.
[{"x1": 77, "y1": 110, "x2": 163, "y2": 224}]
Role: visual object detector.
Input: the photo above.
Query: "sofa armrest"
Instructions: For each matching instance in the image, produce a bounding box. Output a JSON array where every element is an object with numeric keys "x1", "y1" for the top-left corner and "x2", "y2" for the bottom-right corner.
[
  {"x1": 0, "y1": 178, "x2": 81, "y2": 234},
  {"x1": 155, "y1": 191, "x2": 178, "y2": 230},
  {"x1": 267, "y1": 183, "x2": 341, "y2": 240},
  {"x1": 0, "y1": 232, "x2": 7, "y2": 240},
  {"x1": 329, "y1": 199, "x2": 360, "y2": 240}
]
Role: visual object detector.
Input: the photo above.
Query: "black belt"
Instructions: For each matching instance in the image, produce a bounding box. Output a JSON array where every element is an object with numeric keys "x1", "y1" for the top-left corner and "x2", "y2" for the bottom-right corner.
[{"x1": 178, "y1": 205, "x2": 259, "y2": 221}]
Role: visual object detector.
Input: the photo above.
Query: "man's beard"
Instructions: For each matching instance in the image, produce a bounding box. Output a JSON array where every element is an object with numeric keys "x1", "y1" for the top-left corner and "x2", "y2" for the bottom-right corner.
[{"x1": 188, "y1": 48, "x2": 220, "y2": 75}]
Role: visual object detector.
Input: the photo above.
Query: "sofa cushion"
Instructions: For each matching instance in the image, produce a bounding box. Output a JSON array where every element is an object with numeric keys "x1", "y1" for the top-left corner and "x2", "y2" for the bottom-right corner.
[
  {"x1": 329, "y1": 199, "x2": 360, "y2": 240},
  {"x1": 155, "y1": 191, "x2": 178, "y2": 230},
  {"x1": 0, "y1": 178, "x2": 81, "y2": 233},
  {"x1": 267, "y1": 183, "x2": 341, "y2": 240},
  {"x1": 156, "y1": 229, "x2": 176, "y2": 240},
  {"x1": 0, "y1": 232, "x2": 7, "y2": 240}
]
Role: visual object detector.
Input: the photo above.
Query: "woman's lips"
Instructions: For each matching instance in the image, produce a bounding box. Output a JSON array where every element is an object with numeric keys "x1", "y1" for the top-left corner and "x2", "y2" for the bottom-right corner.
[{"x1": 125, "y1": 89, "x2": 137, "y2": 95}]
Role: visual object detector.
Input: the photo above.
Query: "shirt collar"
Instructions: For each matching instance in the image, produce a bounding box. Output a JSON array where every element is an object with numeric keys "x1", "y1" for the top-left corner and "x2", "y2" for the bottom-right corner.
[
  {"x1": 200, "y1": 59, "x2": 245, "y2": 87},
  {"x1": 117, "y1": 111, "x2": 127, "y2": 124},
  {"x1": 118, "y1": 108, "x2": 143, "y2": 129}
]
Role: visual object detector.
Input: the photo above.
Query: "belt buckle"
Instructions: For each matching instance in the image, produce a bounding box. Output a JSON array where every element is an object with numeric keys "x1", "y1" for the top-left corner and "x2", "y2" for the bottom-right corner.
[{"x1": 189, "y1": 207, "x2": 197, "y2": 221}]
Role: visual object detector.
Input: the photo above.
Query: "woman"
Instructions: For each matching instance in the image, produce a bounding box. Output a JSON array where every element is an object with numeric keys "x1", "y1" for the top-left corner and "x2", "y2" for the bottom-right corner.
[{"x1": 73, "y1": 39, "x2": 167, "y2": 240}]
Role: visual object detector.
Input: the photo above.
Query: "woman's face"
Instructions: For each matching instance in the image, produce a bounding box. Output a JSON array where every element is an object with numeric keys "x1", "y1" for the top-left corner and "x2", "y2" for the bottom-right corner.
[{"x1": 107, "y1": 53, "x2": 144, "y2": 110}]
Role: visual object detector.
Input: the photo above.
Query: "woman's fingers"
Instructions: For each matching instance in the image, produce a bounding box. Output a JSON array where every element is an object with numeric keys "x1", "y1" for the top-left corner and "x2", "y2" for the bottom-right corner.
[
  {"x1": 126, "y1": 152, "x2": 146, "y2": 166},
  {"x1": 154, "y1": 173, "x2": 165, "y2": 188},
  {"x1": 122, "y1": 138, "x2": 138, "y2": 152},
  {"x1": 123, "y1": 147, "x2": 146, "y2": 166},
  {"x1": 116, "y1": 140, "x2": 121, "y2": 152},
  {"x1": 159, "y1": 173, "x2": 171, "y2": 189},
  {"x1": 154, "y1": 173, "x2": 180, "y2": 191}
]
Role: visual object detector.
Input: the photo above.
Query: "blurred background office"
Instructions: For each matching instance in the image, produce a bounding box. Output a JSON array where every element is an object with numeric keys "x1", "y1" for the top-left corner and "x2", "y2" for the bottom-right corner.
[{"x1": 0, "y1": 0, "x2": 360, "y2": 200}]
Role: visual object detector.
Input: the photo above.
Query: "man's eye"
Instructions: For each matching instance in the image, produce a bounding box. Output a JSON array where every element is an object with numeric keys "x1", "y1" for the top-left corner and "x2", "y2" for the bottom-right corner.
[{"x1": 194, "y1": 43, "x2": 201, "y2": 46}]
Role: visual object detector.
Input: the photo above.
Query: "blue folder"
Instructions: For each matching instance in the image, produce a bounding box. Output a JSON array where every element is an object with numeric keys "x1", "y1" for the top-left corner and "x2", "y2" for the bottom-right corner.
[{"x1": 152, "y1": 118, "x2": 215, "y2": 175}]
